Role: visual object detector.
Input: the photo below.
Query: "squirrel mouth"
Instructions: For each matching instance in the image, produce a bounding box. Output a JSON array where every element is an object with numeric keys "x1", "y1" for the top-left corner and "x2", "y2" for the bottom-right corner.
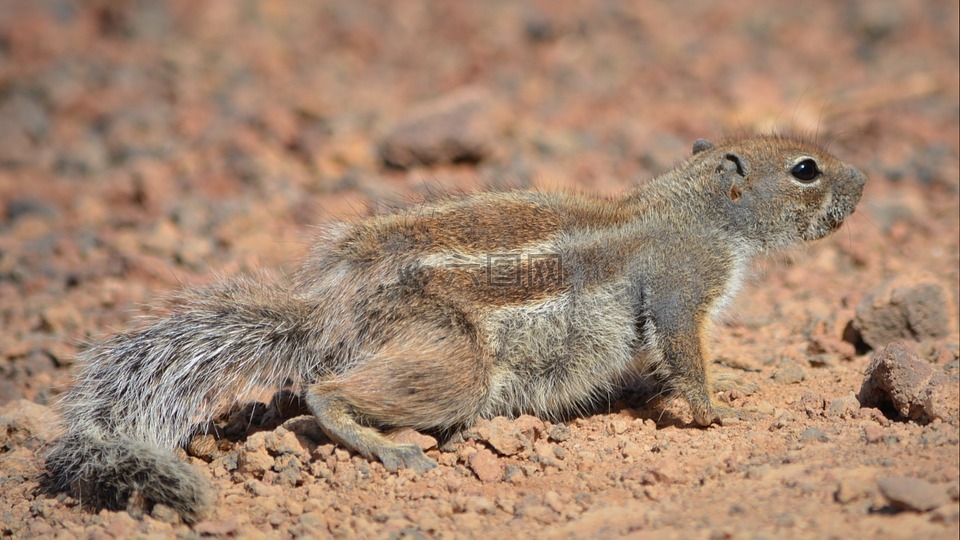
[
  {"x1": 802, "y1": 207, "x2": 849, "y2": 241},
  {"x1": 825, "y1": 207, "x2": 848, "y2": 230}
]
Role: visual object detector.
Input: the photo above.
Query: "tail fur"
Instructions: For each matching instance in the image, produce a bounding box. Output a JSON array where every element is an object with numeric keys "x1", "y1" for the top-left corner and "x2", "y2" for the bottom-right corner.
[
  {"x1": 43, "y1": 273, "x2": 319, "y2": 521},
  {"x1": 42, "y1": 433, "x2": 214, "y2": 521}
]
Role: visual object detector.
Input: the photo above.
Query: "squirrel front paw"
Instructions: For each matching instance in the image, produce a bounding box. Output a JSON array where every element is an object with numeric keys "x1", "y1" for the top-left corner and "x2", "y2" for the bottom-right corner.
[
  {"x1": 711, "y1": 403, "x2": 754, "y2": 424},
  {"x1": 689, "y1": 398, "x2": 752, "y2": 426},
  {"x1": 711, "y1": 370, "x2": 760, "y2": 395}
]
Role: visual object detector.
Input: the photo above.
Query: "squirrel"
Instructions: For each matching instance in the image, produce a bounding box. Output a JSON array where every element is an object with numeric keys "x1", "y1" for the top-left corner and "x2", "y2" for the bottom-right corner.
[{"x1": 42, "y1": 134, "x2": 866, "y2": 522}]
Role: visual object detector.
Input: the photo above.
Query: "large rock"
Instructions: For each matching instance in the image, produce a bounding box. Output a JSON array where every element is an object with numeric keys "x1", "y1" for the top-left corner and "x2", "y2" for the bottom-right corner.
[
  {"x1": 0, "y1": 399, "x2": 57, "y2": 449},
  {"x1": 379, "y1": 88, "x2": 498, "y2": 169},
  {"x1": 858, "y1": 341, "x2": 957, "y2": 422},
  {"x1": 852, "y1": 276, "x2": 952, "y2": 350},
  {"x1": 878, "y1": 476, "x2": 951, "y2": 512}
]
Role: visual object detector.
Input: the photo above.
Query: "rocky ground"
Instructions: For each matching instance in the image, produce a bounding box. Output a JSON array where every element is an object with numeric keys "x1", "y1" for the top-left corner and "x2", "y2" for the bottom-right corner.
[{"x1": 0, "y1": 1, "x2": 958, "y2": 538}]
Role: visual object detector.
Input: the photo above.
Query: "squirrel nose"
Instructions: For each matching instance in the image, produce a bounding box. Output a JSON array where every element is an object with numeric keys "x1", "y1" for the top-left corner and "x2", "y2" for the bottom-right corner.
[{"x1": 847, "y1": 166, "x2": 867, "y2": 189}]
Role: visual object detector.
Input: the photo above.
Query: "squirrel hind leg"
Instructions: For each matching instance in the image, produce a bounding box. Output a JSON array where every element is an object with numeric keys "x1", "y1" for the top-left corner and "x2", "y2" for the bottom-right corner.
[
  {"x1": 305, "y1": 325, "x2": 489, "y2": 472},
  {"x1": 304, "y1": 388, "x2": 437, "y2": 473}
]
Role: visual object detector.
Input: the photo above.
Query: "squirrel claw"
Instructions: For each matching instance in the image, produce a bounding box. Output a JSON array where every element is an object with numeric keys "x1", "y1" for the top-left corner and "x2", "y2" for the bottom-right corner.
[
  {"x1": 378, "y1": 443, "x2": 438, "y2": 474},
  {"x1": 712, "y1": 404, "x2": 753, "y2": 425},
  {"x1": 692, "y1": 402, "x2": 752, "y2": 427}
]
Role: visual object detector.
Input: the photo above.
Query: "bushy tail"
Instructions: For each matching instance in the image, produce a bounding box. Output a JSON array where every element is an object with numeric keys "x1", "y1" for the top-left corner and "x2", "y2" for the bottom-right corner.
[
  {"x1": 42, "y1": 433, "x2": 214, "y2": 521},
  {"x1": 42, "y1": 273, "x2": 320, "y2": 521}
]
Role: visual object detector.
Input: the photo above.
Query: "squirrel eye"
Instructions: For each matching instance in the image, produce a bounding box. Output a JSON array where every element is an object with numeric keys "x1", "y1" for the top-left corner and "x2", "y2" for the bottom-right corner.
[{"x1": 791, "y1": 159, "x2": 820, "y2": 182}]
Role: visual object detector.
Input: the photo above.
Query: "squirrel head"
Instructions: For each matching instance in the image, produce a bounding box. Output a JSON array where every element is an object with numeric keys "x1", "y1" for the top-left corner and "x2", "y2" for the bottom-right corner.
[{"x1": 692, "y1": 135, "x2": 866, "y2": 251}]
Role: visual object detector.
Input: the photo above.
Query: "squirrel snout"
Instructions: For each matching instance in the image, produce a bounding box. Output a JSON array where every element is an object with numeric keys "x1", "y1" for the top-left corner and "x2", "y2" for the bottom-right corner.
[
  {"x1": 847, "y1": 166, "x2": 867, "y2": 191},
  {"x1": 840, "y1": 166, "x2": 867, "y2": 214}
]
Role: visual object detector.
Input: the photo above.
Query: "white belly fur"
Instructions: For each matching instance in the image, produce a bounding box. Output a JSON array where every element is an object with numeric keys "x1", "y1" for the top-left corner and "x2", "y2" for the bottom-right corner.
[{"x1": 480, "y1": 281, "x2": 644, "y2": 419}]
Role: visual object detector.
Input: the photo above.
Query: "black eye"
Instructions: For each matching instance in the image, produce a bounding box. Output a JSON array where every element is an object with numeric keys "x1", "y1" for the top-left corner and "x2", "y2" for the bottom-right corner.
[{"x1": 791, "y1": 159, "x2": 820, "y2": 182}]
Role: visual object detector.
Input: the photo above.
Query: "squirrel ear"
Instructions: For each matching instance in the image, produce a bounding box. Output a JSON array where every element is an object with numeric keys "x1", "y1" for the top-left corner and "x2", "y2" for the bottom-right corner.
[
  {"x1": 692, "y1": 139, "x2": 714, "y2": 154},
  {"x1": 719, "y1": 152, "x2": 747, "y2": 177},
  {"x1": 717, "y1": 152, "x2": 747, "y2": 203}
]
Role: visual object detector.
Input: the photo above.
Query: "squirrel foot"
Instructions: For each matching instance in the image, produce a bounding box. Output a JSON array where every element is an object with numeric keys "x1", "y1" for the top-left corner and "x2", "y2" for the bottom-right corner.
[
  {"x1": 306, "y1": 386, "x2": 439, "y2": 474},
  {"x1": 709, "y1": 372, "x2": 758, "y2": 424},
  {"x1": 692, "y1": 403, "x2": 753, "y2": 426},
  {"x1": 711, "y1": 403, "x2": 753, "y2": 424},
  {"x1": 438, "y1": 431, "x2": 464, "y2": 453},
  {"x1": 711, "y1": 371, "x2": 760, "y2": 395},
  {"x1": 689, "y1": 392, "x2": 752, "y2": 426},
  {"x1": 378, "y1": 444, "x2": 437, "y2": 473}
]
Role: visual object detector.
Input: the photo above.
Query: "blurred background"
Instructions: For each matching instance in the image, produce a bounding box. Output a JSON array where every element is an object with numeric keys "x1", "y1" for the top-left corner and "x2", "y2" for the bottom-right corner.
[
  {"x1": 0, "y1": 2, "x2": 958, "y2": 536},
  {"x1": 0, "y1": 0, "x2": 957, "y2": 401}
]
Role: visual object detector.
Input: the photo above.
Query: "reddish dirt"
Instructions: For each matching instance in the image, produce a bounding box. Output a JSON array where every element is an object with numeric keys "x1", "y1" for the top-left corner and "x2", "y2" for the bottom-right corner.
[{"x1": 1, "y1": 1, "x2": 958, "y2": 538}]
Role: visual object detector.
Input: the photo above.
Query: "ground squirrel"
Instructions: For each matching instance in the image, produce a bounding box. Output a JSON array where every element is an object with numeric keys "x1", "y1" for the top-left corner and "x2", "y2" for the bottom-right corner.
[{"x1": 42, "y1": 134, "x2": 866, "y2": 521}]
